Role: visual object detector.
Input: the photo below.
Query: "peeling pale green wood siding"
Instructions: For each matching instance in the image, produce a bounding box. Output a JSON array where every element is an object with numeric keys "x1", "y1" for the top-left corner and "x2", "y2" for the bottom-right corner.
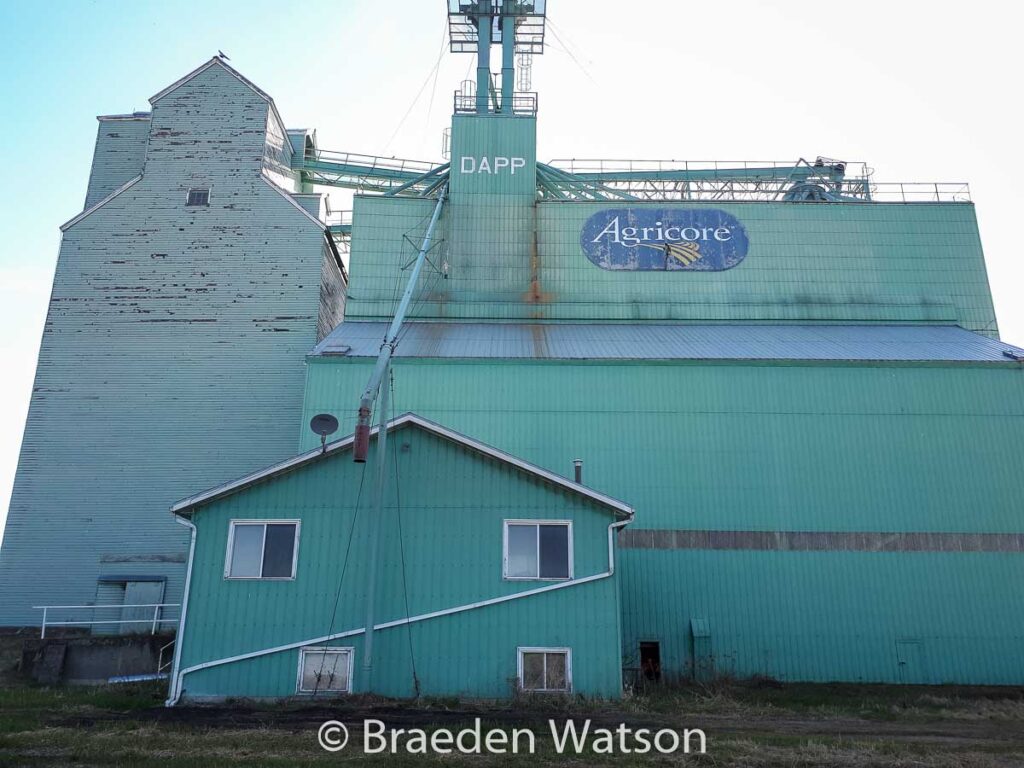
[
  {"x1": 316, "y1": 243, "x2": 346, "y2": 344},
  {"x1": 262, "y1": 106, "x2": 295, "y2": 191},
  {"x1": 344, "y1": 200, "x2": 998, "y2": 335},
  {"x1": 84, "y1": 116, "x2": 150, "y2": 209},
  {"x1": 0, "y1": 61, "x2": 344, "y2": 626},
  {"x1": 177, "y1": 426, "x2": 622, "y2": 700},
  {"x1": 301, "y1": 358, "x2": 1024, "y2": 684}
]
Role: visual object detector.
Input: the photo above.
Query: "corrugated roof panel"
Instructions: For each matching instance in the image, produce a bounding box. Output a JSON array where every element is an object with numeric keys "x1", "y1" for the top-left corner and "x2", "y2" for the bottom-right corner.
[{"x1": 311, "y1": 322, "x2": 1024, "y2": 363}]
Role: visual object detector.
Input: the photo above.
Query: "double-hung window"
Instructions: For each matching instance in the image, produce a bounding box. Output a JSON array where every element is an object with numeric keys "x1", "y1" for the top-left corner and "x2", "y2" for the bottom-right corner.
[
  {"x1": 518, "y1": 647, "x2": 571, "y2": 693},
  {"x1": 503, "y1": 520, "x2": 572, "y2": 580},
  {"x1": 225, "y1": 520, "x2": 300, "y2": 579}
]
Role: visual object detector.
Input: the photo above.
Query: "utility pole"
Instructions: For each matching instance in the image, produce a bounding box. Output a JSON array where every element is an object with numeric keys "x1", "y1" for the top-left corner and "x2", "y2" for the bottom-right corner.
[{"x1": 352, "y1": 183, "x2": 447, "y2": 692}]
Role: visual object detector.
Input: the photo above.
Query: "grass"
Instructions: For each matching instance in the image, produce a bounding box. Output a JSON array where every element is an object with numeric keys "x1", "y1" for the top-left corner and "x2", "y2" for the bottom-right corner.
[{"x1": 0, "y1": 678, "x2": 1022, "y2": 766}]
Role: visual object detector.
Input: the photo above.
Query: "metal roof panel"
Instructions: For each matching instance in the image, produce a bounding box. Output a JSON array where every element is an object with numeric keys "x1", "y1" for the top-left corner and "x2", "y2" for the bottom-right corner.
[{"x1": 311, "y1": 323, "x2": 1024, "y2": 363}]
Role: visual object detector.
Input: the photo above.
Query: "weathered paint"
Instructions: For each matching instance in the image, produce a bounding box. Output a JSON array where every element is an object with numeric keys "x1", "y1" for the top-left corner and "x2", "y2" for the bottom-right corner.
[
  {"x1": 345, "y1": 198, "x2": 997, "y2": 333},
  {"x1": 0, "y1": 58, "x2": 346, "y2": 626},
  {"x1": 84, "y1": 115, "x2": 151, "y2": 209},
  {"x1": 580, "y1": 208, "x2": 749, "y2": 271},
  {"x1": 301, "y1": 356, "x2": 1024, "y2": 684},
  {"x1": 176, "y1": 424, "x2": 623, "y2": 700}
]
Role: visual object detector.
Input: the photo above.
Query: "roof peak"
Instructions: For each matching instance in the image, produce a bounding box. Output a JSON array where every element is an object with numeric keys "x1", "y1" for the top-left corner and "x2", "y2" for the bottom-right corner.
[
  {"x1": 171, "y1": 412, "x2": 634, "y2": 518},
  {"x1": 149, "y1": 56, "x2": 273, "y2": 106}
]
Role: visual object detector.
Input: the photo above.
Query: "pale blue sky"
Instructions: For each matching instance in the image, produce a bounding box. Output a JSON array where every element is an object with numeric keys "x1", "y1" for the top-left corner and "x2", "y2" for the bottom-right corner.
[{"x1": 1, "y1": 0, "x2": 1022, "y2": 534}]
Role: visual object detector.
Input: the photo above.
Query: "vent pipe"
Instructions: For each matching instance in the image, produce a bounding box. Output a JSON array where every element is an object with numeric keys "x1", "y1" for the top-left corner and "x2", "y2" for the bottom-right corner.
[{"x1": 573, "y1": 459, "x2": 583, "y2": 484}]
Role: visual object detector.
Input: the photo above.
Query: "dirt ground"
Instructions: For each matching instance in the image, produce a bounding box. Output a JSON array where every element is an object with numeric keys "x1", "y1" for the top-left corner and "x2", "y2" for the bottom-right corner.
[
  {"x1": 1, "y1": 680, "x2": 1023, "y2": 767},
  {"x1": 2, "y1": 636, "x2": 1024, "y2": 766}
]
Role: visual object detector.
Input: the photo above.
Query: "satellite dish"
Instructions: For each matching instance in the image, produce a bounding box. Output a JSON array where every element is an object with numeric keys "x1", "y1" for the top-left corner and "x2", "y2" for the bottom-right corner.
[{"x1": 310, "y1": 413, "x2": 339, "y2": 452}]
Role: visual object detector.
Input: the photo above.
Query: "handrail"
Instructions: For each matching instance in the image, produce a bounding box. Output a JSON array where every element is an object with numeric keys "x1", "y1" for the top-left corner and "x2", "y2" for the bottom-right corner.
[
  {"x1": 158, "y1": 639, "x2": 176, "y2": 674},
  {"x1": 35, "y1": 603, "x2": 181, "y2": 639}
]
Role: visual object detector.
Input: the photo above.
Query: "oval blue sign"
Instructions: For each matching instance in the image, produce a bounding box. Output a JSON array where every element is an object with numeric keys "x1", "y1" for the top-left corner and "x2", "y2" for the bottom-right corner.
[{"x1": 580, "y1": 208, "x2": 749, "y2": 271}]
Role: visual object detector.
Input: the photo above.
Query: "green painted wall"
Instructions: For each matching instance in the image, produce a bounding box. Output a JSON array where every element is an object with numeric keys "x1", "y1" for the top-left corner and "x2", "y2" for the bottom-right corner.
[
  {"x1": 344, "y1": 199, "x2": 997, "y2": 335},
  {"x1": 302, "y1": 357, "x2": 1024, "y2": 684},
  {"x1": 178, "y1": 425, "x2": 623, "y2": 700},
  {"x1": 0, "y1": 59, "x2": 345, "y2": 626}
]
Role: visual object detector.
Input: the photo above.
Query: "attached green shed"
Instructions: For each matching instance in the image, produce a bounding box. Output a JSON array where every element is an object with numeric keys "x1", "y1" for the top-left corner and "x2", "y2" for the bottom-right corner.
[{"x1": 166, "y1": 414, "x2": 632, "y2": 703}]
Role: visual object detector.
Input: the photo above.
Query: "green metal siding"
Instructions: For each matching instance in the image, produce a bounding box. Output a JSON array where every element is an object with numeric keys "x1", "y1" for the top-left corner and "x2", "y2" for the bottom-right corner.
[
  {"x1": 0, "y1": 61, "x2": 340, "y2": 626},
  {"x1": 177, "y1": 425, "x2": 622, "y2": 700},
  {"x1": 344, "y1": 199, "x2": 997, "y2": 335},
  {"x1": 620, "y1": 549, "x2": 1024, "y2": 684},
  {"x1": 301, "y1": 357, "x2": 1024, "y2": 684}
]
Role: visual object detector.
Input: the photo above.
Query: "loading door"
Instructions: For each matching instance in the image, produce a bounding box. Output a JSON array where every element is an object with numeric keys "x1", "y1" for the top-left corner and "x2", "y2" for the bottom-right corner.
[{"x1": 121, "y1": 580, "x2": 166, "y2": 635}]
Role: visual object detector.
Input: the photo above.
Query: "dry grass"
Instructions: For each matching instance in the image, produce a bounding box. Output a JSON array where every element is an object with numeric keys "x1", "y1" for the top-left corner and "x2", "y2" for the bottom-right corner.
[{"x1": 0, "y1": 639, "x2": 1023, "y2": 767}]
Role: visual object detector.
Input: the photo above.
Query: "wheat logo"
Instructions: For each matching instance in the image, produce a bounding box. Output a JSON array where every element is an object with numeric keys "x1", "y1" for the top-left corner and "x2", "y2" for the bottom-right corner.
[{"x1": 581, "y1": 208, "x2": 748, "y2": 271}]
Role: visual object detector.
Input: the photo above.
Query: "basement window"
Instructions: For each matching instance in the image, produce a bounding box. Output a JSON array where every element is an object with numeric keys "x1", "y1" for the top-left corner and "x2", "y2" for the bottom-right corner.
[
  {"x1": 225, "y1": 520, "x2": 300, "y2": 579},
  {"x1": 504, "y1": 520, "x2": 572, "y2": 580},
  {"x1": 297, "y1": 647, "x2": 352, "y2": 694},
  {"x1": 185, "y1": 188, "x2": 210, "y2": 206},
  {"x1": 518, "y1": 647, "x2": 571, "y2": 693}
]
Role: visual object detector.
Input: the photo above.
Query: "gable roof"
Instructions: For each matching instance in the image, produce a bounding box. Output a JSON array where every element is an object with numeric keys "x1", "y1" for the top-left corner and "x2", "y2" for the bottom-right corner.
[
  {"x1": 171, "y1": 413, "x2": 634, "y2": 518},
  {"x1": 150, "y1": 56, "x2": 271, "y2": 104},
  {"x1": 149, "y1": 57, "x2": 289, "y2": 142}
]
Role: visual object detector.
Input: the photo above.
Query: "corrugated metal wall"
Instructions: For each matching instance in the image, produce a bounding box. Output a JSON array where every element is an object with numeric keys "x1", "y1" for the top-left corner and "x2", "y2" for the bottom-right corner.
[
  {"x1": 0, "y1": 61, "x2": 343, "y2": 626},
  {"x1": 302, "y1": 357, "x2": 1024, "y2": 683},
  {"x1": 345, "y1": 197, "x2": 998, "y2": 335},
  {"x1": 178, "y1": 425, "x2": 622, "y2": 699}
]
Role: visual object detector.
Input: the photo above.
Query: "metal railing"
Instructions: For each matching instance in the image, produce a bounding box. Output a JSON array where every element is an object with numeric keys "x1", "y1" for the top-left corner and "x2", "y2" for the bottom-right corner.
[
  {"x1": 324, "y1": 208, "x2": 352, "y2": 229},
  {"x1": 296, "y1": 148, "x2": 437, "y2": 177},
  {"x1": 861, "y1": 182, "x2": 971, "y2": 203},
  {"x1": 453, "y1": 89, "x2": 538, "y2": 116},
  {"x1": 550, "y1": 158, "x2": 865, "y2": 178},
  {"x1": 34, "y1": 603, "x2": 181, "y2": 639},
  {"x1": 543, "y1": 159, "x2": 970, "y2": 203}
]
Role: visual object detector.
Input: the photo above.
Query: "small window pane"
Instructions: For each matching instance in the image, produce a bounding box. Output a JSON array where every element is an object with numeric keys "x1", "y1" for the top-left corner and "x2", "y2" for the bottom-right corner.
[
  {"x1": 545, "y1": 652, "x2": 567, "y2": 690},
  {"x1": 539, "y1": 525, "x2": 569, "y2": 579},
  {"x1": 301, "y1": 650, "x2": 349, "y2": 692},
  {"x1": 262, "y1": 524, "x2": 296, "y2": 577},
  {"x1": 229, "y1": 524, "x2": 263, "y2": 577},
  {"x1": 507, "y1": 524, "x2": 537, "y2": 578},
  {"x1": 186, "y1": 189, "x2": 209, "y2": 206},
  {"x1": 522, "y1": 652, "x2": 545, "y2": 690}
]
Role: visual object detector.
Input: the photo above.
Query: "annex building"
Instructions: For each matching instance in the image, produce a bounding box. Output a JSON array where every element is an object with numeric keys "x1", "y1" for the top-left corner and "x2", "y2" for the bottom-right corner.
[{"x1": 3, "y1": 2, "x2": 1024, "y2": 700}]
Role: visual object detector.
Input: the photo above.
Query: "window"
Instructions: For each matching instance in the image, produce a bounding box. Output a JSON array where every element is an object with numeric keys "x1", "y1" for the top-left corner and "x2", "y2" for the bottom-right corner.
[
  {"x1": 225, "y1": 521, "x2": 299, "y2": 579},
  {"x1": 185, "y1": 188, "x2": 210, "y2": 206},
  {"x1": 503, "y1": 521, "x2": 572, "y2": 580},
  {"x1": 518, "y1": 647, "x2": 571, "y2": 693},
  {"x1": 297, "y1": 647, "x2": 352, "y2": 694}
]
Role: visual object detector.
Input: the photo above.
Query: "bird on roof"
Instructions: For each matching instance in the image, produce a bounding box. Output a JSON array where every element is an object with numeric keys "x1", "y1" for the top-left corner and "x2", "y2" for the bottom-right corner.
[{"x1": 217, "y1": 50, "x2": 230, "y2": 61}]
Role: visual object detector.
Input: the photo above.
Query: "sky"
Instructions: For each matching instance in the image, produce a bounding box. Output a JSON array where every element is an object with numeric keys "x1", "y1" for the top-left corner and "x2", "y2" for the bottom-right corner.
[{"x1": 0, "y1": 0, "x2": 1022, "y2": 535}]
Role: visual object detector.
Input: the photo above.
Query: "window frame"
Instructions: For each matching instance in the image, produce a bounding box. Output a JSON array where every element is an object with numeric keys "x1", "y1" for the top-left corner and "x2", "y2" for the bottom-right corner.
[
  {"x1": 517, "y1": 646, "x2": 572, "y2": 693},
  {"x1": 295, "y1": 646, "x2": 354, "y2": 695},
  {"x1": 502, "y1": 519, "x2": 574, "y2": 581},
  {"x1": 224, "y1": 519, "x2": 301, "y2": 580},
  {"x1": 185, "y1": 187, "x2": 211, "y2": 207}
]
